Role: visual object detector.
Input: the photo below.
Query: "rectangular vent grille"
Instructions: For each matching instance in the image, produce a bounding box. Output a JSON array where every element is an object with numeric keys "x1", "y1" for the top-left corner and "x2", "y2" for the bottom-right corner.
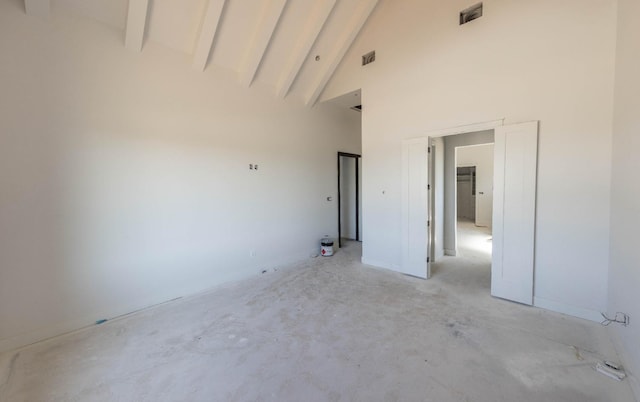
[
  {"x1": 460, "y1": 3, "x2": 483, "y2": 25},
  {"x1": 362, "y1": 51, "x2": 375, "y2": 66}
]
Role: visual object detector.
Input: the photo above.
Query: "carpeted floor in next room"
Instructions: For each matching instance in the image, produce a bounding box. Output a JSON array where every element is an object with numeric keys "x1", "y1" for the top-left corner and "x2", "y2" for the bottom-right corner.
[{"x1": 0, "y1": 224, "x2": 635, "y2": 401}]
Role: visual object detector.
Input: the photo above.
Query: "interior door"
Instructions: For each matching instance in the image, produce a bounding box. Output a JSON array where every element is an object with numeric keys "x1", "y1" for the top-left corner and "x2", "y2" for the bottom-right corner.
[
  {"x1": 491, "y1": 121, "x2": 538, "y2": 305},
  {"x1": 401, "y1": 139, "x2": 430, "y2": 278}
]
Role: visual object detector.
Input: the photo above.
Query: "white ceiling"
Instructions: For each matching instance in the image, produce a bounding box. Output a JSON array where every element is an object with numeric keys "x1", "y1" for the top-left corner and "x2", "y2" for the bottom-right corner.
[
  {"x1": 43, "y1": 0, "x2": 379, "y2": 106},
  {"x1": 329, "y1": 89, "x2": 362, "y2": 110}
]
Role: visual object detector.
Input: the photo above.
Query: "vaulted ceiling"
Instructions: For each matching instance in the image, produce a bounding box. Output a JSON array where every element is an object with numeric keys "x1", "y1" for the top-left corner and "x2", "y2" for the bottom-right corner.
[{"x1": 23, "y1": 0, "x2": 378, "y2": 106}]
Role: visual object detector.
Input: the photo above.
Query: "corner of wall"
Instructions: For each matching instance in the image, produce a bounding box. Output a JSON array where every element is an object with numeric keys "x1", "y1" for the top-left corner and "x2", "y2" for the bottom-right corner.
[{"x1": 609, "y1": 327, "x2": 640, "y2": 399}]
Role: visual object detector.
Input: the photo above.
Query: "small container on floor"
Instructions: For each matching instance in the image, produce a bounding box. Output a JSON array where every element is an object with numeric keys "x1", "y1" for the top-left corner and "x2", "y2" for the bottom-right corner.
[{"x1": 321, "y1": 238, "x2": 334, "y2": 256}]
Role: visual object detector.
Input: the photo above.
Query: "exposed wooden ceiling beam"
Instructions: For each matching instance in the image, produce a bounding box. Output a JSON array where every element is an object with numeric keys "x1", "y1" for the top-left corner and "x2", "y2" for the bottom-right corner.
[
  {"x1": 276, "y1": 0, "x2": 336, "y2": 99},
  {"x1": 125, "y1": 0, "x2": 150, "y2": 52},
  {"x1": 238, "y1": 0, "x2": 288, "y2": 87},
  {"x1": 24, "y1": 0, "x2": 49, "y2": 16},
  {"x1": 193, "y1": 0, "x2": 227, "y2": 71},
  {"x1": 305, "y1": 0, "x2": 378, "y2": 106}
]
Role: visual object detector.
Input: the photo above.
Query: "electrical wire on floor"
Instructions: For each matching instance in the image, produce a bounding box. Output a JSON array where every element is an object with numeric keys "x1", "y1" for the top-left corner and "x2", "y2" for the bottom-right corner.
[{"x1": 600, "y1": 312, "x2": 630, "y2": 327}]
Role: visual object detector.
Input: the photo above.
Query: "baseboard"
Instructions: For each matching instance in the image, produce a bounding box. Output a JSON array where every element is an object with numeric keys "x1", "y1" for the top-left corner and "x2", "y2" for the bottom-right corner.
[
  {"x1": 533, "y1": 297, "x2": 603, "y2": 323},
  {"x1": 0, "y1": 294, "x2": 174, "y2": 354},
  {"x1": 0, "y1": 252, "x2": 318, "y2": 355},
  {"x1": 0, "y1": 316, "x2": 96, "y2": 355},
  {"x1": 444, "y1": 248, "x2": 457, "y2": 256},
  {"x1": 361, "y1": 257, "x2": 400, "y2": 271}
]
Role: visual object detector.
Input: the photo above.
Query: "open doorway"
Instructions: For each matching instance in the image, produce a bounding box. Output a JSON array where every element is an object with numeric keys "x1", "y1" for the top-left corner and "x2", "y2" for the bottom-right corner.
[
  {"x1": 456, "y1": 166, "x2": 476, "y2": 221},
  {"x1": 430, "y1": 136, "x2": 495, "y2": 291},
  {"x1": 401, "y1": 120, "x2": 538, "y2": 305},
  {"x1": 446, "y1": 143, "x2": 495, "y2": 289},
  {"x1": 325, "y1": 88, "x2": 363, "y2": 255},
  {"x1": 442, "y1": 132, "x2": 494, "y2": 256},
  {"x1": 337, "y1": 152, "x2": 361, "y2": 248}
]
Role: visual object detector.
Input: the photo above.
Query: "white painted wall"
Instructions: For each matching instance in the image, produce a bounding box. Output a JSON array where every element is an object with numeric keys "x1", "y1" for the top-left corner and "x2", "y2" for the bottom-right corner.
[
  {"x1": 0, "y1": 3, "x2": 361, "y2": 352},
  {"x1": 457, "y1": 143, "x2": 494, "y2": 228},
  {"x1": 608, "y1": 0, "x2": 640, "y2": 396},
  {"x1": 444, "y1": 131, "x2": 494, "y2": 255},
  {"x1": 322, "y1": 0, "x2": 616, "y2": 320}
]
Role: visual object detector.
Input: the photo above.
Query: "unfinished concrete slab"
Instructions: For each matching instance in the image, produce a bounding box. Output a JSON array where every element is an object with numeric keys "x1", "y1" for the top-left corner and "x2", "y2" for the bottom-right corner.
[{"x1": 0, "y1": 236, "x2": 635, "y2": 401}]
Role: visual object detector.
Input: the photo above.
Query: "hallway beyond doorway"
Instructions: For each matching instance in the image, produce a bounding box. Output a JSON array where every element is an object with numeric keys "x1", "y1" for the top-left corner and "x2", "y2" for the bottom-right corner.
[
  {"x1": 431, "y1": 218, "x2": 492, "y2": 294},
  {"x1": 457, "y1": 218, "x2": 492, "y2": 260}
]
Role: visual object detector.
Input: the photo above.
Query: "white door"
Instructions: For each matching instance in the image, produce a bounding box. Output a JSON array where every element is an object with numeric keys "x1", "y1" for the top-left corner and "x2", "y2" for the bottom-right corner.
[
  {"x1": 491, "y1": 121, "x2": 538, "y2": 305},
  {"x1": 401, "y1": 139, "x2": 431, "y2": 278}
]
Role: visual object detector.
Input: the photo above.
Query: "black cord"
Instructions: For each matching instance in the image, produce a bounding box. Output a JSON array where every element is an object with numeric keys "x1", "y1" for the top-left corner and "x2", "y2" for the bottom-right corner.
[{"x1": 600, "y1": 312, "x2": 629, "y2": 327}]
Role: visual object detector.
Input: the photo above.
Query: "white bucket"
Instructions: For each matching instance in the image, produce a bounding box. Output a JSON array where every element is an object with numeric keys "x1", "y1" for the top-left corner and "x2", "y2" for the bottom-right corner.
[{"x1": 321, "y1": 238, "x2": 334, "y2": 257}]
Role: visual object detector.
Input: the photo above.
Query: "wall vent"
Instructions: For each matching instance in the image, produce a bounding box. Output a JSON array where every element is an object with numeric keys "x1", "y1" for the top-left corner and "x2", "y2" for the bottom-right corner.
[
  {"x1": 460, "y1": 3, "x2": 483, "y2": 25},
  {"x1": 362, "y1": 51, "x2": 375, "y2": 66}
]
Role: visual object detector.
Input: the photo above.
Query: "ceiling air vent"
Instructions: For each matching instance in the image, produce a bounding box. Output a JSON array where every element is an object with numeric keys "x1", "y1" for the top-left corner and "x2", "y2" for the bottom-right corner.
[
  {"x1": 362, "y1": 51, "x2": 375, "y2": 66},
  {"x1": 460, "y1": 3, "x2": 483, "y2": 25}
]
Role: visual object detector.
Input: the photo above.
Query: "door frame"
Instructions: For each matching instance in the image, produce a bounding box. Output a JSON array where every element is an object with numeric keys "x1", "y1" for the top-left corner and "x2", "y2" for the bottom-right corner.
[
  {"x1": 337, "y1": 152, "x2": 361, "y2": 248},
  {"x1": 401, "y1": 119, "x2": 504, "y2": 278},
  {"x1": 401, "y1": 118, "x2": 540, "y2": 306}
]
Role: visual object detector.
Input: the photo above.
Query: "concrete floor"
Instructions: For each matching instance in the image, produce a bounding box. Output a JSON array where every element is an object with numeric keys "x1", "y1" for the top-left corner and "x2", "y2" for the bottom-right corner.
[{"x1": 0, "y1": 224, "x2": 636, "y2": 401}]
